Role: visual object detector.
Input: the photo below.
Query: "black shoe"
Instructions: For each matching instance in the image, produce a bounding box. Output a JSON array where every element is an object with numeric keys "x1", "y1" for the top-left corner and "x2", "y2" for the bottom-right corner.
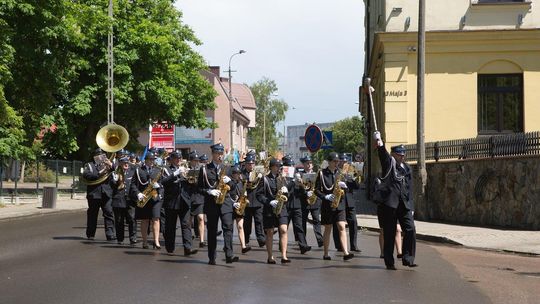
[
  {"x1": 379, "y1": 254, "x2": 384, "y2": 259},
  {"x1": 403, "y1": 261, "x2": 418, "y2": 267},
  {"x1": 351, "y1": 247, "x2": 362, "y2": 252},
  {"x1": 300, "y1": 246, "x2": 312, "y2": 254},
  {"x1": 87, "y1": 236, "x2": 95, "y2": 240},
  {"x1": 343, "y1": 253, "x2": 354, "y2": 261},
  {"x1": 226, "y1": 256, "x2": 239, "y2": 264},
  {"x1": 397, "y1": 254, "x2": 403, "y2": 259},
  {"x1": 167, "y1": 251, "x2": 174, "y2": 256},
  {"x1": 317, "y1": 242, "x2": 324, "y2": 248},
  {"x1": 130, "y1": 240, "x2": 137, "y2": 245},
  {"x1": 258, "y1": 241, "x2": 266, "y2": 248},
  {"x1": 184, "y1": 248, "x2": 198, "y2": 256},
  {"x1": 217, "y1": 230, "x2": 223, "y2": 236},
  {"x1": 142, "y1": 242, "x2": 149, "y2": 249},
  {"x1": 199, "y1": 241, "x2": 207, "y2": 248},
  {"x1": 281, "y1": 258, "x2": 291, "y2": 264},
  {"x1": 267, "y1": 258, "x2": 276, "y2": 264},
  {"x1": 242, "y1": 246, "x2": 252, "y2": 254},
  {"x1": 208, "y1": 259, "x2": 216, "y2": 265},
  {"x1": 323, "y1": 255, "x2": 331, "y2": 260},
  {"x1": 107, "y1": 237, "x2": 117, "y2": 242},
  {"x1": 386, "y1": 264, "x2": 397, "y2": 270},
  {"x1": 152, "y1": 242, "x2": 161, "y2": 250}
]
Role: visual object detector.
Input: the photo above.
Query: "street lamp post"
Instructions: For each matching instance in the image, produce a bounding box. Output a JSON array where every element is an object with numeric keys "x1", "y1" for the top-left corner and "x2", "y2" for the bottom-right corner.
[{"x1": 227, "y1": 50, "x2": 246, "y2": 154}]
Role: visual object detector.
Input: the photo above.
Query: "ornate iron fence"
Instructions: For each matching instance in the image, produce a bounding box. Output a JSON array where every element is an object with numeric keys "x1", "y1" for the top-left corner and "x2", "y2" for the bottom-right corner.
[{"x1": 403, "y1": 131, "x2": 540, "y2": 162}]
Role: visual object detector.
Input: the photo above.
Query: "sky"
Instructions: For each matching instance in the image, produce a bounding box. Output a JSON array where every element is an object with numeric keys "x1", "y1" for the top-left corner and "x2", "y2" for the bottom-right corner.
[{"x1": 175, "y1": 0, "x2": 365, "y2": 128}]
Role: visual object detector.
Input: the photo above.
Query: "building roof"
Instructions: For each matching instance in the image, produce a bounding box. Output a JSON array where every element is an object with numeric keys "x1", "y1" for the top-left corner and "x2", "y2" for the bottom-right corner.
[{"x1": 228, "y1": 83, "x2": 256, "y2": 109}]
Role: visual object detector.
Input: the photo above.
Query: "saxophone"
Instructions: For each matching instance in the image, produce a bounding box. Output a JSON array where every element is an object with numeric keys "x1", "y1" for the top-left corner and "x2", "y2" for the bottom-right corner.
[
  {"x1": 273, "y1": 175, "x2": 289, "y2": 216},
  {"x1": 331, "y1": 163, "x2": 349, "y2": 209},
  {"x1": 216, "y1": 165, "x2": 231, "y2": 205},
  {"x1": 235, "y1": 179, "x2": 249, "y2": 216},
  {"x1": 136, "y1": 167, "x2": 162, "y2": 208}
]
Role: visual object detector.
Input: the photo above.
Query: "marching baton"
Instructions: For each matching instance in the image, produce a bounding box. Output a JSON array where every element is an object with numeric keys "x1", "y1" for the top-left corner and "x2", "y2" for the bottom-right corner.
[{"x1": 363, "y1": 77, "x2": 378, "y2": 132}]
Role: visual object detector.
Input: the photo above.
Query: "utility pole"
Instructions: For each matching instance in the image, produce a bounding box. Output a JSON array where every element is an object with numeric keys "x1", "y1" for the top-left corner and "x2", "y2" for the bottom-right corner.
[{"x1": 417, "y1": 0, "x2": 428, "y2": 200}]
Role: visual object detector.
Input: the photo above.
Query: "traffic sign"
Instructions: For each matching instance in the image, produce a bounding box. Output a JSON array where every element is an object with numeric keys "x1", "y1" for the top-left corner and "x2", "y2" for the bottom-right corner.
[
  {"x1": 304, "y1": 124, "x2": 323, "y2": 153},
  {"x1": 321, "y1": 131, "x2": 333, "y2": 149}
]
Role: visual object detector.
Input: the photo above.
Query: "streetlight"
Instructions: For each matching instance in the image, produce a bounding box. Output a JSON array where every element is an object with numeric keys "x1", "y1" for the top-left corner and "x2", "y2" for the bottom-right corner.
[{"x1": 227, "y1": 50, "x2": 246, "y2": 154}]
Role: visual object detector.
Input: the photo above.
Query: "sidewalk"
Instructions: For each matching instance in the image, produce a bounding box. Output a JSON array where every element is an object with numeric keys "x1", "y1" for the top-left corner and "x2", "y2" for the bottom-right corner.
[
  {"x1": 357, "y1": 214, "x2": 540, "y2": 256},
  {"x1": 1, "y1": 195, "x2": 538, "y2": 256},
  {"x1": 0, "y1": 195, "x2": 87, "y2": 220}
]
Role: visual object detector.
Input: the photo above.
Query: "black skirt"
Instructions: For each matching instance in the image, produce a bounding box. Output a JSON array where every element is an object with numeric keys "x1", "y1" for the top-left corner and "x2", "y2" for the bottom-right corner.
[
  {"x1": 320, "y1": 201, "x2": 346, "y2": 225},
  {"x1": 135, "y1": 199, "x2": 163, "y2": 219}
]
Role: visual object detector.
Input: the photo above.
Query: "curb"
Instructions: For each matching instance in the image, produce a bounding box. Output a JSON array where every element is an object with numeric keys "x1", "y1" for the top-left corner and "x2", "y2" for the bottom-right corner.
[
  {"x1": 0, "y1": 207, "x2": 86, "y2": 222},
  {"x1": 359, "y1": 225, "x2": 463, "y2": 246}
]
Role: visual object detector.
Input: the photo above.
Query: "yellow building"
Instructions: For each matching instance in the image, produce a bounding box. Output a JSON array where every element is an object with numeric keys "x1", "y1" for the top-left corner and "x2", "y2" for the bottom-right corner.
[{"x1": 363, "y1": 0, "x2": 540, "y2": 148}]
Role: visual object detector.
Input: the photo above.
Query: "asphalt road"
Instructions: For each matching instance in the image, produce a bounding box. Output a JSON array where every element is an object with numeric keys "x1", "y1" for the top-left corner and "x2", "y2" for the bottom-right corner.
[{"x1": 0, "y1": 212, "x2": 491, "y2": 304}]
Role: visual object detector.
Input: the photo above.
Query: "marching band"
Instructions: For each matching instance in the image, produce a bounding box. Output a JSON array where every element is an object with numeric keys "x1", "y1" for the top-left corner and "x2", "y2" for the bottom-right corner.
[{"x1": 83, "y1": 144, "x2": 368, "y2": 266}]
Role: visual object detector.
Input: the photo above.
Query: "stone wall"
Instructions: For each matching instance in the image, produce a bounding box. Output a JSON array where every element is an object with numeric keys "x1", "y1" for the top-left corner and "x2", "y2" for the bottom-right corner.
[{"x1": 412, "y1": 156, "x2": 540, "y2": 230}]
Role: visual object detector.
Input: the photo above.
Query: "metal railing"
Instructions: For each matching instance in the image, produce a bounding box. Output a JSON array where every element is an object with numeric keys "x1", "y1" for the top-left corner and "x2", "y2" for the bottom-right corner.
[
  {"x1": 404, "y1": 131, "x2": 540, "y2": 162},
  {"x1": 0, "y1": 158, "x2": 86, "y2": 203}
]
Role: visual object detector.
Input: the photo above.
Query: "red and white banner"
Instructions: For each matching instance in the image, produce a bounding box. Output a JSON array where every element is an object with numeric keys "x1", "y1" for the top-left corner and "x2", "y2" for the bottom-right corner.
[{"x1": 149, "y1": 122, "x2": 175, "y2": 151}]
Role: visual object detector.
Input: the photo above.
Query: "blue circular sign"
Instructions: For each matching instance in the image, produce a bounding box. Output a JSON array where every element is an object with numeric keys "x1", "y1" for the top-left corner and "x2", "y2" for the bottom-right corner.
[{"x1": 304, "y1": 124, "x2": 323, "y2": 153}]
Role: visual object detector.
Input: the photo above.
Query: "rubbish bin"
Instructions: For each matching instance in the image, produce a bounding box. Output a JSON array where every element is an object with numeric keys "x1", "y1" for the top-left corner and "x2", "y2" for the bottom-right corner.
[{"x1": 42, "y1": 187, "x2": 57, "y2": 209}]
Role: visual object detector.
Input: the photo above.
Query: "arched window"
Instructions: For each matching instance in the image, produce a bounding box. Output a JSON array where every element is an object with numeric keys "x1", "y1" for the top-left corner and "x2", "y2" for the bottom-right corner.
[{"x1": 478, "y1": 61, "x2": 523, "y2": 134}]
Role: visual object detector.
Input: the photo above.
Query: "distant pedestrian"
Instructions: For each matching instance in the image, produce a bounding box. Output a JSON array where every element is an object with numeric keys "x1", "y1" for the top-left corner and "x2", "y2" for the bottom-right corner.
[{"x1": 373, "y1": 131, "x2": 417, "y2": 270}]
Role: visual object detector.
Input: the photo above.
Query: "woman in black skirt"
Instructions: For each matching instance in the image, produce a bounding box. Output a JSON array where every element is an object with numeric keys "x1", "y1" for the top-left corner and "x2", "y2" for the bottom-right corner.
[{"x1": 131, "y1": 152, "x2": 164, "y2": 249}]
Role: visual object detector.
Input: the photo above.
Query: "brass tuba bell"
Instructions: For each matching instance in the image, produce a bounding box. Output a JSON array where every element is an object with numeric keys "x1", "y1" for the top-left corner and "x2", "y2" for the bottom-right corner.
[{"x1": 96, "y1": 123, "x2": 129, "y2": 152}]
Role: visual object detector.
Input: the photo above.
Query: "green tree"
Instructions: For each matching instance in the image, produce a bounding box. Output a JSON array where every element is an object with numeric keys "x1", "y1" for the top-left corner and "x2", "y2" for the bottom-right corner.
[
  {"x1": 1, "y1": 0, "x2": 216, "y2": 160},
  {"x1": 311, "y1": 116, "x2": 365, "y2": 166},
  {"x1": 248, "y1": 77, "x2": 288, "y2": 154}
]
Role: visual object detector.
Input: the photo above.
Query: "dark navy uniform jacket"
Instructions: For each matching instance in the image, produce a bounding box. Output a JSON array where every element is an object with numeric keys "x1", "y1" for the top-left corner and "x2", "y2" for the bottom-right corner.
[
  {"x1": 241, "y1": 169, "x2": 263, "y2": 208},
  {"x1": 256, "y1": 172, "x2": 287, "y2": 218},
  {"x1": 198, "y1": 162, "x2": 233, "y2": 214},
  {"x1": 83, "y1": 161, "x2": 113, "y2": 200},
  {"x1": 111, "y1": 166, "x2": 135, "y2": 208},
  {"x1": 377, "y1": 146, "x2": 414, "y2": 210},
  {"x1": 314, "y1": 168, "x2": 346, "y2": 211}
]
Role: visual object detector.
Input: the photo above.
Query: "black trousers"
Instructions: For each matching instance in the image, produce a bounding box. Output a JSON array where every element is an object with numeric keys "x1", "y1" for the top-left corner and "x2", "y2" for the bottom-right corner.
[
  {"x1": 164, "y1": 206, "x2": 193, "y2": 253},
  {"x1": 380, "y1": 201, "x2": 416, "y2": 267},
  {"x1": 302, "y1": 207, "x2": 323, "y2": 246},
  {"x1": 113, "y1": 205, "x2": 137, "y2": 243},
  {"x1": 287, "y1": 207, "x2": 309, "y2": 249},
  {"x1": 206, "y1": 207, "x2": 234, "y2": 261},
  {"x1": 86, "y1": 197, "x2": 115, "y2": 240},
  {"x1": 243, "y1": 206, "x2": 265, "y2": 245},
  {"x1": 333, "y1": 206, "x2": 359, "y2": 250}
]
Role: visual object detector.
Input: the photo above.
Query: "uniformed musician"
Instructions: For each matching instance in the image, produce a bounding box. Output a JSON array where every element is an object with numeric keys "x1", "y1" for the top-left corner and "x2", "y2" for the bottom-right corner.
[
  {"x1": 314, "y1": 152, "x2": 354, "y2": 261},
  {"x1": 199, "y1": 143, "x2": 239, "y2": 265},
  {"x1": 161, "y1": 151, "x2": 198, "y2": 256},
  {"x1": 256, "y1": 158, "x2": 291, "y2": 264},
  {"x1": 333, "y1": 153, "x2": 360, "y2": 252},
  {"x1": 111, "y1": 156, "x2": 137, "y2": 245},
  {"x1": 299, "y1": 155, "x2": 324, "y2": 248},
  {"x1": 241, "y1": 152, "x2": 266, "y2": 248},
  {"x1": 282, "y1": 155, "x2": 311, "y2": 254},
  {"x1": 229, "y1": 165, "x2": 250, "y2": 253},
  {"x1": 83, "y1": 148, "x2": 116, "y2": 241},
  {"x1": 193, "y1": 153, "x2": 207, "y2": 247},
  {"x1": 130, "y1": 152, "x2": 163, "y2": 249}
]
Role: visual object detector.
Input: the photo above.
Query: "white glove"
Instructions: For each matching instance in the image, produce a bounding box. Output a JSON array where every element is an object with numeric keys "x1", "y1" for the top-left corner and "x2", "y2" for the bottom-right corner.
[
  {"x1": 112, "y1": 172, "x2": 119, "y2": 182},
  {"x1": 257, "y1": 173, "x2": 263, "y2": 179},
  {"x1": 233, "y1": 202, "x2": 240, "y2": 209},
  {"x1": 325, "y1": 194, "x2": 335, "y2": 201},
  {"x1": 338, "y1": 181, "x2": 348, "y2": 189},
  {"x1": 152, "y1": 182, "x2": 160, "y2": 189},
  {"x1": 137, "y1": 193, "x2": 145, "y2": 201},
  {"x1": 280, "y1": 186, "x2": 288, "y2": 194},
  {"x1": 307, "y1": 191, "x2": 314, "y2": 198},
  {"x1": 270, "y1": 200, "x2": 278, "y2": 208},
  {"x1": 173, "y1": 167, "x2": 186, "y2": 176},
  {"x1": 373, "y1": 131, "x2": 383, "y2": 147},
  {"x1": 222, "y1": 175, "x2": 231, "y2": 184},
  {"x1": 207, "y1": 189, "x2": 221, "y2": 197}
]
